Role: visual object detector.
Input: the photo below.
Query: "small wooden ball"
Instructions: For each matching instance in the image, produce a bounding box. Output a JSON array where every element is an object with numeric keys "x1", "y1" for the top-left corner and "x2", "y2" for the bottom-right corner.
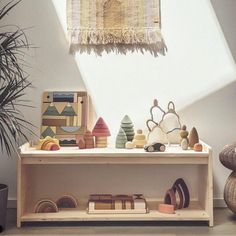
[
  {"x1": 125, "y1": 141, "x2": 135, "y2": 149},
  {"x1": 193, "y1": 143, "x2": 203, "y2": 152}
]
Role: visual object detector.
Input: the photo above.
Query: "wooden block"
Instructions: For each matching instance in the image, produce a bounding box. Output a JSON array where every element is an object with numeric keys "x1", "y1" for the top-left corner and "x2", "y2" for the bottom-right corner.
[
  {"x1": 96, "y1": 142, "x2": 108, "y2": 146},
  {"x1": 134, "y1": 199, "x2": 146, "y2": 209},
  {"x1": 114, "y1": 200, "x2": 123, "y2": 210},
  {"x1": 85, "y1": 140, "x2": 95, "y2": 145},
  {"x1": 125, "y1": 201, "x2": 132, "y2": 210},
  {"x1": 78, "y1": 139, "x2": 86, "y2": 149},
  {"x1": 94, "y1": 202, "x2": 112, "y2": 210},
  {"x1": 42, "y1": 92, "x2": 53, "y2": 103},
  {"x1": 56, "y1": 126, "x2": 83, "y2": 135},
  {"x1": 158, "y1": 204, "x2": 175, "y2": 214},
  {"x1": 42, "y1": 119, "x2": 66, "y2": 126},
  {"x1": 96, "y1": 144, "x2": 107, "y2": 148}
]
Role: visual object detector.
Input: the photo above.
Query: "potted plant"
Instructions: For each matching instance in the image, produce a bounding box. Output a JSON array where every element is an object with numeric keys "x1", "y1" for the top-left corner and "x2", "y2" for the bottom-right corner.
[{"x1": 0, "y1": 0, "x2": 33, "y2": 232}]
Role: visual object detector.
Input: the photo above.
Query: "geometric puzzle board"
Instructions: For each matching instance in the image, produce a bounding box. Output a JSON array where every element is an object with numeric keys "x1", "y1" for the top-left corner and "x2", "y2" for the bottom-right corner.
[{"x1": 41, "y1": 91, "x2": 88, "y2": 146}]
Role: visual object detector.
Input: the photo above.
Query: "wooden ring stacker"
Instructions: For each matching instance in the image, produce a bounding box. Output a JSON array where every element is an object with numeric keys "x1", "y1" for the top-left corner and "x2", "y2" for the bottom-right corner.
[
  {"x1": 172, "y1": 178, "x2": 190, "y2": 208},
  {"x1": 164, "y1": 186, "x2": 183, "y2": 210},
  {"x1": 164, "y1": 178, "x2": 190, "y2": 210}
]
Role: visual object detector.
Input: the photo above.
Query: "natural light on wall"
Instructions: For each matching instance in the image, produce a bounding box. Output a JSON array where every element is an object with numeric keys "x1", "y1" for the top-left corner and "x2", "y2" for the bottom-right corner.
[{"x1": 52, "y1": 0, "x2": 236, "y2": 137}]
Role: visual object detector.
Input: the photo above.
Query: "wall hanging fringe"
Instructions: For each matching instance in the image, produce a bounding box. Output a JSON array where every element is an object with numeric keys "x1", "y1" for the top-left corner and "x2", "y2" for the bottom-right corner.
[{"x1": 67, "y1": 0, "x2": 167, "y2": 55}]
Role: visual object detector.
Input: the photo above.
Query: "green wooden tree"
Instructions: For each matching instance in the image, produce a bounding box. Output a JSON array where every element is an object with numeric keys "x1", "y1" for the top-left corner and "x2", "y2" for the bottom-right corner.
[
  {"x1": 116, "y1": 128, "x2": 127, "y2": 149},
  {"x1": 120, "y1": 115, "x2": 134, "y2": 141}
]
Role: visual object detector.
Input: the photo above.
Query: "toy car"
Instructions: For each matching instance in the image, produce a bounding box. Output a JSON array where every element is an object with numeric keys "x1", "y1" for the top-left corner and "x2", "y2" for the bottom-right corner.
[{"x1": 144, "y1": 142, "x2": 166, "y2": 152}]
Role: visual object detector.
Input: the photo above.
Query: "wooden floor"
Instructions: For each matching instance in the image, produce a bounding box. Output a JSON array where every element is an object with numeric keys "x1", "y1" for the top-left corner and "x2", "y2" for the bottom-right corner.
[{"x1": 1, "y1": 208, "x2": 236, "y2": 235}]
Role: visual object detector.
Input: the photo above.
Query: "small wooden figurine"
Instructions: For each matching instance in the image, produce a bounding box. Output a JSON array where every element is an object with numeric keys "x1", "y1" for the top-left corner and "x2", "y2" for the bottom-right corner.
[
  {"x1": 36, "y1": 136, "x2": 60, "y2": 151},
  {"x1": 116, "y1": 128, "x2": 127, "y2": 149},
  {"x1": 132, "y1": 129, "x2": 147, "y2": 148},
  {"x1": 180, "y1": 125, "x2": 189, "y2": 150},
  {"x1": 121, "y1": 115, "x2": 135, "y2": 141},
  {"x1": 84, "y1": 130, "x2": 95, "y2": 149},
  {"x1": 92, "y1": 117, "x2": 111, "y2": 148},
  {"x1": 189, "y1": 127, "x2": 199, "y2": 149},
  {"x1": 181, "y1": 138, "x2": 189, "y2": 150}
]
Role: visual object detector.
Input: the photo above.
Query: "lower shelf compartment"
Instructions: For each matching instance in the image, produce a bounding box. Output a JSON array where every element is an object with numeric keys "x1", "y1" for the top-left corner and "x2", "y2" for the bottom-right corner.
[{"x1": 20, "y1": 201, "x2": 210, "y2": 222}]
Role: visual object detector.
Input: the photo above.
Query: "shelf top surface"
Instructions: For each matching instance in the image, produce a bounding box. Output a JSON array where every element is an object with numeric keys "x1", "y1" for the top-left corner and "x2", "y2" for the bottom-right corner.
[{"x1": 19, "y1": 142, "x2": 210, "y2": 158}]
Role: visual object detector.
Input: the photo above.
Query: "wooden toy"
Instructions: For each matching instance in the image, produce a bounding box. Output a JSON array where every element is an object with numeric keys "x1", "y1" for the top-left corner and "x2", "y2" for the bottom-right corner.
[
  {"x1": 56, "y1": 195, "x2": 78, "y2": 208},
  {"x1": 164, "y1": 178, "x2": 190, "y2": 210},
  {"x1": 189, "y1": 127, "x2": 199, "y2": 149},
  {"x1": 181, "y1": 138, "x2": 189, "y2": 150},
  {"x1": 92, "y1": 117, "x2": 111, "y2": 148},
  {"x1": 160, "y1": 101, "x2": 181, "y2": 144},
  {"x1": 146, "y1": 99, "x2": 181, "y2": 145},
  {"x1": 36, "y1": 136, "x2": 60, "y2": 151},
  {"x1": 194, "y1": 143, "x2": 203, "y2": 152},
  {"x1": 116, "y1": 128, "x2": 127, "y2": 149},
  {"x1": 132, "y1": 129, "x2": 147, "y2": 148},
  {"x1": 125, "y1": 141, "x2": 135, "y2": 149},
  {"x1": 158, "y1": 203, "x2": 175, "y2": 214},
  {"x1": 34, "y1": 199, "x2": 58, "y2": 213},
  {"x1": 84, "y1": 130, "x2": 95, "y2": 149},
  {"x1": 180, "y1": 125, "x2": 188, "y2": 143},
  {"x1": 120, "y1": 115, "x2": 135, "y2": 141},
  {"x1": 77, "y1": 135, "x2": 86, "y2": 149},
  {"x1": 144, "y1": 142, "x2": 166, "y2": 152},
  {"x1": 88, "y1": 194, "x2": 148, "y2": 214},
  {"x1": 180, "y1": 125, "x2": 189, "y2": 150},
  {"x1": 41, "y1": 91, "x2": 88, "y2": 146}
]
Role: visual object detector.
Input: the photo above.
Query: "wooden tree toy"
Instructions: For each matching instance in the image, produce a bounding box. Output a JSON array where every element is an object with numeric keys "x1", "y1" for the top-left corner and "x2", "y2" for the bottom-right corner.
[
  {"x1": 189, "y1": 127, "x2": 199, "y2": 149},
  {"x1": 84, "y1": 130, "x2": 95, "y2": 149},
  {"x1": 121, "y1": 115, "x2": 135, "y2": 141},
  {"x1": 133, "y1": 129, "x2": 147, "y2": 148},
  {"x1": 116, "y1": 128, "x2": 127, "y2": 149},
  {"x1": 92, "y1": 117, "x2": 111, "y2": 148}
]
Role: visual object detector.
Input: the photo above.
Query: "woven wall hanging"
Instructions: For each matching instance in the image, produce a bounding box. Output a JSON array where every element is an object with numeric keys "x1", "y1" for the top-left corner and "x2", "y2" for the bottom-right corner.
[{"x1": 67, "y1": 0, "x2": 166, "y2": 55}]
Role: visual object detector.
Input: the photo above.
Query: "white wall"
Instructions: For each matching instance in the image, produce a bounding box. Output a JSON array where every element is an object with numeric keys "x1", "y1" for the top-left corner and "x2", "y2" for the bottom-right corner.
[
  {"x1": 1, "y1": 0, "x2": 236, "y2": 203},
  {"x1": 0, "y1": 0, "x2": 85, "y2": 201}
]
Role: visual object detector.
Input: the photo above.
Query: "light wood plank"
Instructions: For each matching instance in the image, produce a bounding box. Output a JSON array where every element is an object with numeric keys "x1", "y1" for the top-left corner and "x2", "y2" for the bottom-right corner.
[{"x1": 21, "y1": 201, "x2": 209, "y2": 222}]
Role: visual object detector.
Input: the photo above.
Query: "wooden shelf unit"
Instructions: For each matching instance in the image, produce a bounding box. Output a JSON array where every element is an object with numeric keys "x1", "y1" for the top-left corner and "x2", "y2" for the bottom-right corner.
[{"x1": 17, "y1": 141, "x2": 213, "y2": 227}]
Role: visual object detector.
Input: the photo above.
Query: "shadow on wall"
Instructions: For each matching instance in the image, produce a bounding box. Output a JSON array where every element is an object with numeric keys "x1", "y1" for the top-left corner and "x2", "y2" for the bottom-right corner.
[{"x1": 179, "y1": 80, "x2": 236, "y2": 197}]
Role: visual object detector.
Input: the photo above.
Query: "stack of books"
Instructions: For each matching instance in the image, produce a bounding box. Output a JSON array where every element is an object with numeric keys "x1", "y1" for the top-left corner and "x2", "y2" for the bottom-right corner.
[{"x1": 88, "y1": 194, "x2": 148, "y2": 214}]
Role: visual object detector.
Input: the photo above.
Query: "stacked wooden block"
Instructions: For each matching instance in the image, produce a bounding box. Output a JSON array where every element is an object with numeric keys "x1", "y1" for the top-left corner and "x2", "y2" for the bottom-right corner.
[
  {"x1": 88, "y1": 194, "x2": 147, "y2": 214},
  {"x1": 92, "y1": 117, "x2": 111, "y2": 148}
]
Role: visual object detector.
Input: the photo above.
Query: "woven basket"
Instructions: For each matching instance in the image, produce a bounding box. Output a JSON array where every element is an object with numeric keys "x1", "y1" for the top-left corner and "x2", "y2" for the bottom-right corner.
[
  {"x1": 219, "y1": 144, "x2": 236, "y2": 171},
  {"x1": 224, "y1": 171, "x2": 236, "y2": 213}
]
